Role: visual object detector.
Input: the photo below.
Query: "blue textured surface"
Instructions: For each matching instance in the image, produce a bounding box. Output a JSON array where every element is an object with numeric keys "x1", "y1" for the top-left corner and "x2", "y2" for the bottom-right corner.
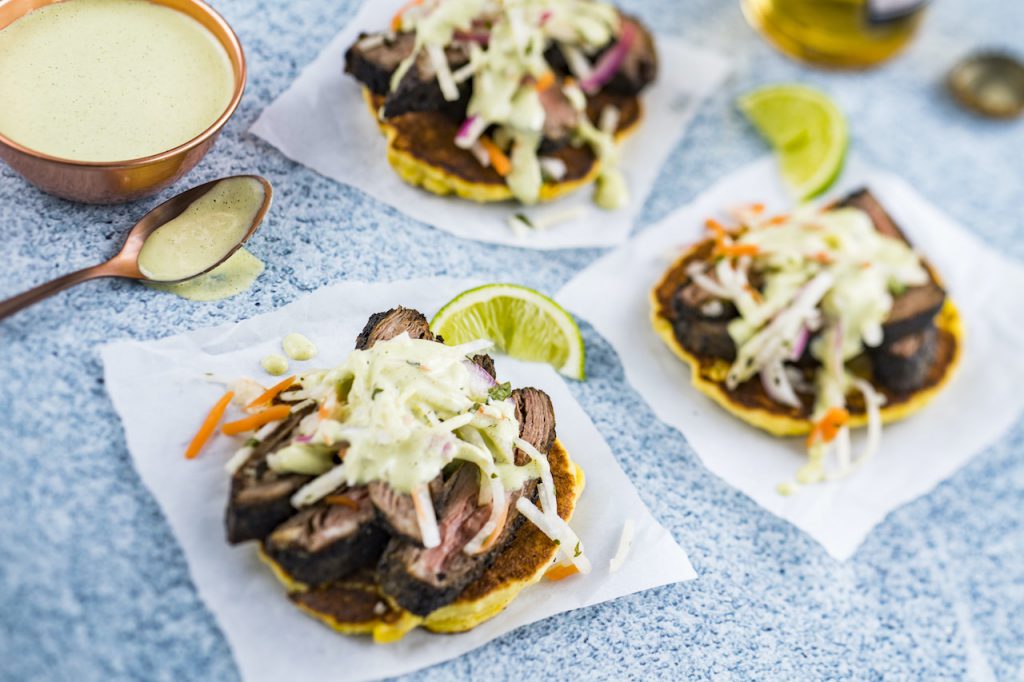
[{"x1": 1, "y1": 0, "x2": 1023, "y2": 679}]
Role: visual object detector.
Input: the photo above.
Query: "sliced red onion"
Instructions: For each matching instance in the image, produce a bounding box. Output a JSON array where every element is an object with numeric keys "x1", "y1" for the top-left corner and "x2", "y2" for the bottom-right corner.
[
  {"x1": 789, "y1": 325, "x2": 811, "y2": 361},
  {"x1": 465, "y1": 358, "x2": 498, "y2": 391},
  {"x1": 760, "y1": 359, "x2": 801, "y2": 408},
  {"x1": 455, "y1": 115, "x2": 487, "y2": 149},
  {"x1": 294, "y1": 433, "x2": 313, "y2": 444},
  {"x1": 539, "y1": 10, "x2": 552, "y2": 25},
  {"x1": 580, "y1": 21, "x2": 637, "y2": 94}
]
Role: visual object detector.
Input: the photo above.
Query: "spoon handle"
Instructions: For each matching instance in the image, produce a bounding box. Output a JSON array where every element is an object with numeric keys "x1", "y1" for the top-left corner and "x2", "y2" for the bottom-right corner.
[{"x1": 0, "y1": 263, "x2": 114, "y2": 321}]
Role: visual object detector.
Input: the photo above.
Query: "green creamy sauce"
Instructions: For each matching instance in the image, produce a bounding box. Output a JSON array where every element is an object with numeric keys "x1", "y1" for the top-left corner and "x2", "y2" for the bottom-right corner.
[
  {"x1": 138, "y1": 177, "x2": 266, "y2": 282},
  {"x1": 595, "y1": 168, "x2": 629, "y2": 209},
  {"x1": 268, "y1": 335, "x2": 536, "y2": 495},
  {"x1": 260, "y1": 354, "x2": 289, "y2": 376},
  {"x1": 282, "y1": 333, "x2": 317, "y2": 361},
  {"x1": 147, "y1": 248, "x2": 264, "y2": 302},
  {"x1": 0, "y1": 0, "x2": 234, "y2": 162}
]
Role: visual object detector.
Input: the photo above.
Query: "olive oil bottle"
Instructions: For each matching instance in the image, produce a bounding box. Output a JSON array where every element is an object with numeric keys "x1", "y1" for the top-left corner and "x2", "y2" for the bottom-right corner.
[{"x1": 741, "y1": 0, "x2": 927, "y2": 68}]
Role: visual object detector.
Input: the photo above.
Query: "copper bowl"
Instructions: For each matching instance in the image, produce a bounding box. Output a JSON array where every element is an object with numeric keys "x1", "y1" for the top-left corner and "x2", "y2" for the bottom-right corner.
[{"x1": 0, "y1": 0, "x2": 246, "y2": 204}]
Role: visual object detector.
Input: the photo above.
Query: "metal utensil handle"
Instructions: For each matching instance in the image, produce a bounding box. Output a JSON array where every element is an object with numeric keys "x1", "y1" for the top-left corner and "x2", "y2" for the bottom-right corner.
[{"x1": 0, "y1": 264, "x2": 112, "y2": 321}]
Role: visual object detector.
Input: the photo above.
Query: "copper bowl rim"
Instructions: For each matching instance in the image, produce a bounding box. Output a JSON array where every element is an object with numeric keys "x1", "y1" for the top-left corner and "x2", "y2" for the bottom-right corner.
[{"x1": 0, "y1": 0, "x2": 247, "y2": 168}]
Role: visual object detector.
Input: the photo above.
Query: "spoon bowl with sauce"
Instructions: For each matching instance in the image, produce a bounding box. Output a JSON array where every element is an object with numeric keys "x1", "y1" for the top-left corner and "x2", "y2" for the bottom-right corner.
[{"x1": 0, "y1": 175, "x2": 272, "y2": 321}]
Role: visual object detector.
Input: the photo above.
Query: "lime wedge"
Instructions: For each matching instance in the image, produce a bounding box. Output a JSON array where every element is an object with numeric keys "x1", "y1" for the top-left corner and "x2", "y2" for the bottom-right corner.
[
  {"x1": 431, "y1": 284, "x2": 586, "y2": 380},
  {"x1": 738, "y1": 84, "x2": 848, "y2": 200}
]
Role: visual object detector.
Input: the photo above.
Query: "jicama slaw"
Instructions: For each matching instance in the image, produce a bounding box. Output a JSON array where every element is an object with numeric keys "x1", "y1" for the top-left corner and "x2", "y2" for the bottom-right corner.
[
  {"x1": 190, "y1": 332, "x2": 590, "y2": 573},
  {"x1": 688, "y1": 203, "x2": 931, "y2": 489},
  {"x1": 386, "y1": 0, "x2": 630, "y2": 208}
]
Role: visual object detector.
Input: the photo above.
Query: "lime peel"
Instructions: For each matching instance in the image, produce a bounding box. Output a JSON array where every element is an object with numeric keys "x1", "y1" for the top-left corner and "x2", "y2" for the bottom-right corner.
[
  {"x1": 431, "y1": 284, "x2": 587, "y2": 381},
  {"x1": 738, "y1": 84, "x2": 848, "y2": 201}
]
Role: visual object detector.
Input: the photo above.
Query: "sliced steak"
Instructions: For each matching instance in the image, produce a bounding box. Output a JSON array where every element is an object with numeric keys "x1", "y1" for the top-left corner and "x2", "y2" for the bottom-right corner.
[
  {"x1": 885, "y1": 283, "x2": 946, "y2": 341},
  {"x1": 262, "y1": 486, "x2": 388, "y2": 587},
  {"x1": 225, "y1": 402, "x2": 317, "y2": 544},
  {"x1": 837, "y1": 188, "x2": 946, "y2": 341},
  {"x1": 544, "y1": 15, "x2": 658, "y2": 96},
  {"x1": 377, "y1": 387, "x2": 556, "y2": 616},
  {"x1": 837, "y1": 188, "x2": 904, "y2": 241},
  {"x1": 512, "y1": 387, "x2": 556, "y2": 461},
  {"x1": 345, "y1": 32, "x2": 417, "y2": 96},
  {"x1": 368, "y1": 476, "x2": 444, "y2": 544},
  {"x1": 604, "y1": 16, "x2": 658, "y2": 95},
  {"x1": 538, "y1": 84, "x2": 580, "y2": 151},
  {"x1": 345, "y1": 31, "x2": 470, "y2": 119},
  {"x1": 382, "y1": 45, "x2": 470, "y2": 119},
  {"x1": 671, "y1": 277, "x2": 737, "y2": 361},
  {"x1": 470, "y1": 353, "x2": 496, "y2": 380},
  {"x1": 871, "y1": 326, "x2": 938, "y2": 393},
  {"x1": 355, "y1": 306, "x2": 436, "y2": 350}
]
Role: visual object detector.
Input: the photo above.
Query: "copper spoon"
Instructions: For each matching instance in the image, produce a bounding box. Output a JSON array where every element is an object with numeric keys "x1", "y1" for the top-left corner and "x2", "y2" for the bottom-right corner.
[{"x1": 0, "y1": 175, "x2": 273, "y2": 321}]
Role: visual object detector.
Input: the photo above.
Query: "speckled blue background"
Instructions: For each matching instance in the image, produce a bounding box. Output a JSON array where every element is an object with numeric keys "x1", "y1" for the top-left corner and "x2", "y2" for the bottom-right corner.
[{"x1": 2, "y1": 0, "x2": 1022, "y2": 679}]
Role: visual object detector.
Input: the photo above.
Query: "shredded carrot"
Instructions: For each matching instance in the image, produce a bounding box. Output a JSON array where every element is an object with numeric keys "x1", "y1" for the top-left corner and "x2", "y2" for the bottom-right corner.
[
  {"x1": 318, "y1": 392, "x2": 338, "y2": 419},
  {"x1": 185, "y1": 391, "x2": 234, "y2": 459},
  {"x1": 705, "y1": 218, "x2": 729, "y2": 239},
  {"x1": 390, "y1": 0, "x2": 423, "y2": 31},
  {"x1": 545, "y1": 563, "x2": 580, "y2": 581},
  {"x1": 806, "y1": 407, "x2": 850, "y2": 448},
  {"x1": 749, "y1": 202, "x2": 765, "y2": 214},
  {"x1": 767, "y1": 214, "x2": 789, "y2": 226},
  {"x1": 324, "y1": 495, "x2": 359, "y2": 510},
  {"x1": 534, "y1": 70, "x2": 555, "y2": 91},
  {"x1": 811, "y1": 251, "x2": 834, "y2": 264},
  {"x1": 246, "y1": 376, "x2": 295, "y2": 411},
  {"x1": 715, "y1": 242, "x2": 760, "y2": 258},
  {"x1": 222, "y1": 404, "x2": 291, "y2": 436},
  {"x1": 743, "y1": 284, "x2": 763, "y2": 304},
  {"x1": 479, "y1": 137, "x2": 511, "y2": 177}
]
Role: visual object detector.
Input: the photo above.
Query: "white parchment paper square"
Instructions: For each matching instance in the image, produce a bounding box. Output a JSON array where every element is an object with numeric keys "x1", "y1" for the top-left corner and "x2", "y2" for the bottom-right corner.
[
  {"x1": 100, "y1": 277, "x2": 695, "y2": 682},
  {"x1": 558, "y1": 157, "x2": 1024, "y2": 560},
  {"x1": 250, "y1": 0, "x2": 730, "y2": 250}
]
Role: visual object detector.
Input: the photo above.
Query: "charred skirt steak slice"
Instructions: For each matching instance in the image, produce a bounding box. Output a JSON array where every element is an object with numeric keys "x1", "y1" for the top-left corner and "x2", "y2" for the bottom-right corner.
[
  {"x1": 225, "y1": 402, "x2": 317, "y2": 544},
  {"x1": 871, "y1": 326, "x2": 939, "y2": 394},
  {"x1": 377, "y1": 388, "x2": 557, "y2": 616},
  {"x1": 345, "y1": 32, "x2": 417, "y2": 96},
  {"x1": 368, "y1": 476, "x2": 444, "y2": 544},
  {"x1": 355, "y1": 306, "x2": 436, "y2": 350},
  {"x1": 262, "y1": 486, "x2": 388, "y2": 587},
  {"x1": 837, "y1": 189, "x2": 947, "y2": 341}
]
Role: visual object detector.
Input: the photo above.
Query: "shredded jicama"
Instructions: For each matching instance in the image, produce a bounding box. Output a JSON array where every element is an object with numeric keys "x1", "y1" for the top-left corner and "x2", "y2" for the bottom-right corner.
[
  {"x1": 609, "y1": 518, "x2": 635, "y2": 573},
  {"x1": 426, "y1": 43, "x2": 460, "y2": 101},
  {"x1": 516, "y1": 497, "x2": 591, "y2": 574},
  {"x1": 291, "y1": 463, "x2": 348, "y2": 507},
  {"x1": 412, "y1": 484, "x2": 441, "y2": 549}
]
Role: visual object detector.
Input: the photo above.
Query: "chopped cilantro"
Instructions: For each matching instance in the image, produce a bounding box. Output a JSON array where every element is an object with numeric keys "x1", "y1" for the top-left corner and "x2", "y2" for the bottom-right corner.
[
  {"x1": 372, "y1": 388, "x2": 383, "y2": 399},
  {"x1": 553, "y1": 539, "x2": 561, "y2": 546},
  {"x1": 244, "y1": 438, "x2": 259, "y2": 448},
  {"x1": 490, "y1": 472, "x2": 498, "y2": 479},
  {"x1": 574, "y1": 541, "x2": 581, "y2": 558},
  {"x1": 488, "y1": 381, "x2": 512, "y2": 402},
  {"x1": 514, "y1": 212, "x2": 534, "y2": 229}
]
